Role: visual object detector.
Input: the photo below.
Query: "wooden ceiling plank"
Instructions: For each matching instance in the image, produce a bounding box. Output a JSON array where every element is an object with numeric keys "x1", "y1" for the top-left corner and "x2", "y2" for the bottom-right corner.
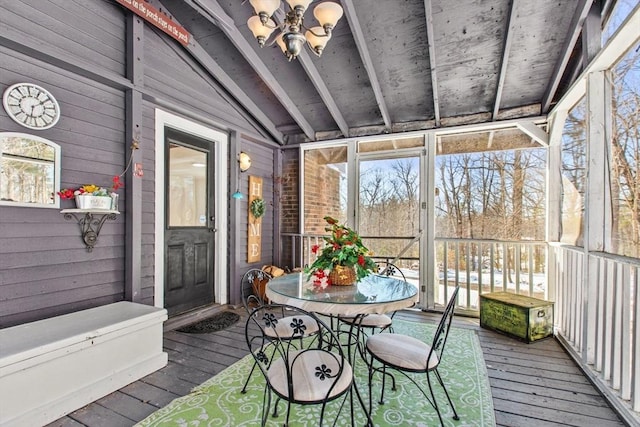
[
  {"x1": 297, "y1": 51, "x2": 350, "y2": 138},
  {"x1": 541, "y1": 0, "x2": 593, "y2": 113},
  {"x1": 270, "y1": 8, "x2": 350, "y2": 138},
  {"x1": 424, "y1": 0, "x2": 441, "y2": 127},
  {"x1": 342, "y1": 0, "x2": 392, "y2": 130},
  {"x1": 189, "y1": 0, "x2": 317, "y2": 141},
  {"x1": 493, "y1": 0, "x2": 517, "y2": 120}
]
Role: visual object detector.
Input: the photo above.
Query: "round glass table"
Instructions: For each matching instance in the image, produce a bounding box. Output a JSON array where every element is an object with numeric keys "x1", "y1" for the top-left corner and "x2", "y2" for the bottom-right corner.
[{"x1": 265, "y1": 272, "x2": 418, "y2": 317}]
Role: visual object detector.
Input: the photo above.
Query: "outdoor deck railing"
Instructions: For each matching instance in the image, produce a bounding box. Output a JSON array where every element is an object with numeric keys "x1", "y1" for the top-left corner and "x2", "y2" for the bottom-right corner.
[
  {"x1": 550, "y1": 244, "x2": 640, "y2": 419},
  {"x1": 435, "y1": 238, "x2": 548, "y2": 307},
  {"x1": 280, "y1": 233, "x2": 639, "y2": 419},
  {"x1": 279, "y1": 233, "x2": 548, "y2": 309}
]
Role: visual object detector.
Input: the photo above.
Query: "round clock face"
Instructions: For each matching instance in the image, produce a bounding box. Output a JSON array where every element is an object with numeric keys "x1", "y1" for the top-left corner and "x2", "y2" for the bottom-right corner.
[{"x1": 2, "y1": 83, "x2": 60, "y2": 130}]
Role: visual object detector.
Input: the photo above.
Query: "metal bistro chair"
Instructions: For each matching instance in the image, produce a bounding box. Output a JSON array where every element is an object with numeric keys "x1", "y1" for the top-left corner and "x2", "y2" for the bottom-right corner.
[
  {"x1": 240, "y1": 269, "x2": 319, "y2": 395},
  {"x1": 365, "y1": 285, "x2": 461, "y2": 427},
  {"x1": 245, "y1": 304, "x2": 362, "y2": 427},
  {"x1": 337, "y1": 261, "x2": 407, "y2": 338}
]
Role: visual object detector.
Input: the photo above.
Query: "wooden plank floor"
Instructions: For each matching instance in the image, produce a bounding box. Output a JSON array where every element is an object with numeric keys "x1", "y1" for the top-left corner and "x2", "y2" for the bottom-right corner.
[{"x1": 48, "y1": 307, "x2": 625, "y2": 427}]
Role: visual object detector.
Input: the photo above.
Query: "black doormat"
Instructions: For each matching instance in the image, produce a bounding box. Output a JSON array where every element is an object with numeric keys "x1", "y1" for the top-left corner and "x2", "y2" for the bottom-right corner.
[{"x1": 176, "y1": 311, "x2": 241, "y2": 334}]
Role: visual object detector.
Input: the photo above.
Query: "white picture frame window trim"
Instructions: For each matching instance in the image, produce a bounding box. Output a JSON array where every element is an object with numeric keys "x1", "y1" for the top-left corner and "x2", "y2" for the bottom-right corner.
[{"x1": 0, "y1": 132, "x2": 61, "y2": 209}]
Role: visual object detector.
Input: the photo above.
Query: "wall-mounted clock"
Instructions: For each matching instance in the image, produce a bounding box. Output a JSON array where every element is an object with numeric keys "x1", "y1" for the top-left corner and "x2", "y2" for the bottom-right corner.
[{"x1": 2, "y1": 83, "x2": 60, "y2": 130}]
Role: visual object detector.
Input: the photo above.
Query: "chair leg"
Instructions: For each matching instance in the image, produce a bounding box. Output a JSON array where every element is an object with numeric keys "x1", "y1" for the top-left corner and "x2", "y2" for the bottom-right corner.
[
  {"x1": 272, "y1": 397, "x2": 281, "y2": 418},
  {"x1": 261, "y1": 387, "x2": 271, "y2": 427},
  {"x1": 284, "y1": 398, "x2": 291, "y2": 427},
  {"x1": 426, "y1": 371, "x2": 446, "y2": 427},
  {"x1": 241, "y1": 360, "x2": 258, "y2": 394},
  {"x1": 434, "y1": 369, "x2": 460, "y2": 420}
]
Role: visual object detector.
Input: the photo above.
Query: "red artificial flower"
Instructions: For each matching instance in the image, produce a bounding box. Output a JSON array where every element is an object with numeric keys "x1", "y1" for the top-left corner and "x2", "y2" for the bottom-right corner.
[
  {"x1": 57, "y1": 189, "x2": 75, "y2": 199},
  {"x1": 358, "y1": 254, "x2": 365, "y2": 266},
  {"x1": 112, "y1": 175, "x2": 123, "y2": 191},
  {"x1": 312, "y1": 244, "x2": 320, "y2": 254}
]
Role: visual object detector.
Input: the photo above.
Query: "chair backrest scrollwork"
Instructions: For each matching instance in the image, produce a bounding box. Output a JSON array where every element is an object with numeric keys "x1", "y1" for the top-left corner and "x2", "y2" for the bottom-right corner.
[
  {"x1": 428, "y1": 285, "x2": 460, "y2": 367},
  {"x1": 241, "y1": 268, "x2": 273, "y2": 313}
]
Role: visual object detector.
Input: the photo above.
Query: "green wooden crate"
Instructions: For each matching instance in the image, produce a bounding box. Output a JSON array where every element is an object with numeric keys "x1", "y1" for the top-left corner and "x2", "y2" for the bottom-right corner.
[{"x1": 479, "y1": 292, "x2": 554, "y2": 343}]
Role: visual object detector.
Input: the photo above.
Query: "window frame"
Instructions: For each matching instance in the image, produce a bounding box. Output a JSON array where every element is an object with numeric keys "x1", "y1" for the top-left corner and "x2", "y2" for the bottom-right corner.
[{"x1": 0, "y1": 132, "x2": 61, "y2": 209}]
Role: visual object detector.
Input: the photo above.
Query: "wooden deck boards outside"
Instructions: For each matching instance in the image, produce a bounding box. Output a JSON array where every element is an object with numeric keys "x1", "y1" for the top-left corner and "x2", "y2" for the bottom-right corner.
[{"x1": 48, "y1": 307, "x2": 625, "y2": 427}]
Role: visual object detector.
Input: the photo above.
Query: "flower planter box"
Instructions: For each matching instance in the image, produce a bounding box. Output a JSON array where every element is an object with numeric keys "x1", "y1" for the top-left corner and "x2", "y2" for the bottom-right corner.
[
  {"x1": 0, "y1": 302, "x2": 168, "y2": 427},
  {"x1": 75, "y1": 195, "x2": 114, "y2": 210},
  {"x1": 479, "y1": 292, "x2": 554, "y2": 343}
]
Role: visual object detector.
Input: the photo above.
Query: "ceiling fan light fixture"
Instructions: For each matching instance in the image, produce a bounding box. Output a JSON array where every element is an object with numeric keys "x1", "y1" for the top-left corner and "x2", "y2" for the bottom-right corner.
[
  {"x1": 305, "y1": 26, "x2": 330, "y2": 56},
  {"x1": 275, "y1": 33, "x2": 293, "y2": 60},
  {"x1": 283, "y1": 31, "x2": 306, "y2": 58},
  {"x1": 247, "y1": 16, "x2": 276, "y2": 46},
  {"x1": 285, "y1": 0, "x2": 313, "y2": 13},
  {"x1": 249, "y1": 0, "x2": 280, "y2": 21},
  {"x1": 313, "y1": 1, "x2": 343, "y2": 34},
  {"x1": 246, "y1": 0, "x2": 342, "y2": 61}
]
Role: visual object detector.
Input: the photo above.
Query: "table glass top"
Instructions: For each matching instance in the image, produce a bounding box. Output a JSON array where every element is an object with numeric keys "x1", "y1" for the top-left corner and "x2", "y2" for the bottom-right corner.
[{"x1": 267, "y1": 272, "x2": 417, "y2": 305}]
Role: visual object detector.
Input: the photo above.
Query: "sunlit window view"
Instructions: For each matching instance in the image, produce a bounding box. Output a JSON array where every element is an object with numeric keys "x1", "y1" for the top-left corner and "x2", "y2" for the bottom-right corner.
[
  {"x1": 609, "y1": 43, "x2": 640, "y2": 257},
  {"x1": 0, "y1": 133, "x2": 58, "y2": 207},
  {"x1": 603, "y1": 0, "x2": 637, "y2": 44},
  {"x1": 435, "y1": 129, "x2": 548, "y2": 303},
  {"x1": 358, "y1": 156, "x2": 421, "y2": 279},
  {"x1": 560, "y1": 97, "x2": 586, "y2": 246}
]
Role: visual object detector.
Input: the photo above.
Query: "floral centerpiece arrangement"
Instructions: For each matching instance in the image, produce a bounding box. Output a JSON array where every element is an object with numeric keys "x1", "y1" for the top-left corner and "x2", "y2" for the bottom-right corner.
[{"x1": 305, "y1": 216, "x2": 377, "y2": 287}]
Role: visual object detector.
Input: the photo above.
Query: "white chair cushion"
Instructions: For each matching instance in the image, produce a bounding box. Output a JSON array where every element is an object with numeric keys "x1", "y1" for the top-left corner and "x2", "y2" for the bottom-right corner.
[
  {"x1": 366, "y1": 333, "x2": 439, "y2": 371},
  {"x1": 264, "y1": 315, "x2": 319, "y2": 339},
  {"x1": 268, "y1": 349, "x2": 353, "y2": 403},
  {"x1": 340, "y1": 314, "x2": 392, "y2": 328}
]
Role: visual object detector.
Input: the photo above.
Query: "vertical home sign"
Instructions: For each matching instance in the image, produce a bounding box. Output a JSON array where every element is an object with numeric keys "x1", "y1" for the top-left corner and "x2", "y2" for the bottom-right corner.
[{"x1": 248, "y1": 175, "x2": 262, "y2": 262}]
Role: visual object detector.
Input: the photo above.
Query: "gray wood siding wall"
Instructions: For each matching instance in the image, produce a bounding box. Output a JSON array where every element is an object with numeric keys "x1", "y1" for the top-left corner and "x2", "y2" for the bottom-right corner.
[
  {"x1": 229, "y1": 137, "x2": 276, "y2": 305},
  {"x1": 0, "y1": 48, "x2": 127, "y2": 328},
  {"x1": 0, "y1": 1, "x2": 276, "y2": 327}
]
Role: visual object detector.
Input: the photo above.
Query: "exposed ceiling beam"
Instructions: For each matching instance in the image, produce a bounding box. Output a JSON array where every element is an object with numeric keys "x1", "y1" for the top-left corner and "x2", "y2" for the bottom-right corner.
[
  {"x1": 158, "y1": 32, "x2": 283, "y2": 143},
  {"x1": 189, "y1": 0, "x2": 317, "y2": 141},
  {"x1": 149, "y1": 0, "x2": 283, "y2": 143},
  {"x1": 541, "y1": 0, "x2": 593, "y2": 113},
  {"x1": 492, "y1": 0, "x2": 517, "y2": 120},
  {"x1": 516, "y1": 121, "x2": 549, "y2": 145},
  {"x1": 424, "y1": 0, "x2": 441, "y2": 127},
  {"x1": 297, "y1": 51, "x2": 350, "y2": 138},
  {"x1": 342, "y1": 0, "x2": 392, "y2": 130},
  {"x1": 582, "y1": 1, "x2": 602, "y2": 67}
]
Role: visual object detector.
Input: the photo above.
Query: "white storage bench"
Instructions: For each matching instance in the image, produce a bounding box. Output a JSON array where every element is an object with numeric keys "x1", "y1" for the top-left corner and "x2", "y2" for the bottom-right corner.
[{"x1": 0, "y1": 301, "x2": 168, "y2": 427}]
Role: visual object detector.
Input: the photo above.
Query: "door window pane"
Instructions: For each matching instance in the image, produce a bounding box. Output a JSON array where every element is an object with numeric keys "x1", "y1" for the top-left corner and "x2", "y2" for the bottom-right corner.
[{"x1": 168, "y1": 144, "x2": 207, "y2": 227}]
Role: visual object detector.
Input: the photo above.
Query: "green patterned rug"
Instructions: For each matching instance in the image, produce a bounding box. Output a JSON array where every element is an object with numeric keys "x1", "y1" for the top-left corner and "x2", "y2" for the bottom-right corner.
[{"x1": 137, "y1": 319, "x2": 495, "y2": 426}]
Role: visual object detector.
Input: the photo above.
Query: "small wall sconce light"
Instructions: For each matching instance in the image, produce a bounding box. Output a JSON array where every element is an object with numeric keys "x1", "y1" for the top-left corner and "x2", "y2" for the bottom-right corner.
[
  {"x1": 239, "y1": 152, "x2": 252, "y2": 172},
  {"x1": 232, "y1": 152, "x2": 252, "y2": 199}
]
